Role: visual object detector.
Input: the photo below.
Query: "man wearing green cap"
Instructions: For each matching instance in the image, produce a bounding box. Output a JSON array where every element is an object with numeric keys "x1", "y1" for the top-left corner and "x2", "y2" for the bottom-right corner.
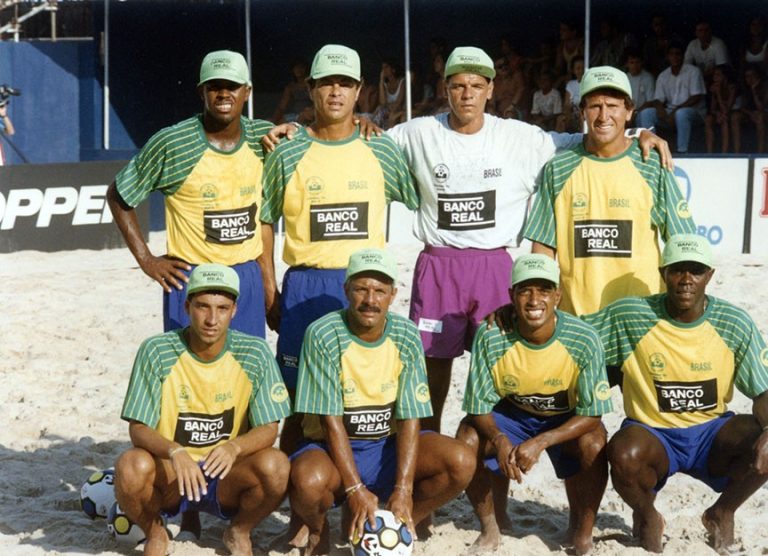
[
  {"x1": 524, "y1": 65, "x2": 696, "y2": 319},
  {"x1": 107, "y1": 49, "x2": 284, "y2": 342},
  {"x1": 287, "y1": 248, "x2": 475, "y2": 555},
  {"x1": 259, "y1": 44, "x2": 418, "y2": 451},
  {"x1": 583, "y1": 234, "x2": 768, "y2": 553},
  {"x1": 114, "y1": 263, "x2": 292, "y2": 556},
  {"x1": 458, "y1": 254, "x2": 612, "y2": 555}
]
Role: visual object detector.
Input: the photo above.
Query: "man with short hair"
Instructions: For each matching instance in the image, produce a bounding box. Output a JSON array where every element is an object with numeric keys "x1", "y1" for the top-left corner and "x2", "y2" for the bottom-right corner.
[
  {"x1": 289, "y1": 248, "x2": 475, "y2": 556},
  {"x1": 625, "y1": 48, "x2": 656, "y2": 116},
  {"x1": 525, "y1": 66, "x2": 696, "y2": 317},
  {"x1": 458, "y1": 254, "x2": 611, "y2": 555},
  {"x1": 684, "y1": 20, "x2": 730, "y2": 82},
  {"x1": 108, "y1": 50, "x2": 280, "y2": 339},
  {"x1": 635, "y1": 42, "x2": 706, "y2": 154},
  {"x1": 583, "y1": 234, "x2": 768, "y2": 553},
  {"x1": 114, "y1": 263, "x2": 292, "y2": 556}
]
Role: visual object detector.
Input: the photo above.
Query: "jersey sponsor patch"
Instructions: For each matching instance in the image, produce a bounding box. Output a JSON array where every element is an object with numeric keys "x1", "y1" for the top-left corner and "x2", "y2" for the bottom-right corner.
[
  {"x1": 418, "y1": 318, "x2": 443, "y2": 333},
  {"x1": 344, "y1": 403, "x2": 395, "y2": 439},
  {"x1": 204, "y1": 204, "x2": 257, "y2": 244},
  {"x1": 574, "y1": 219, "x2": 632, "y2": 258},
  {"x1": 280, "y1": 354, "x2": 299, "y2": 369},
  {"x1": 174, "y1": 408, "x2": 235, "y2": 447},
  {"x1": 508, "y1": 389, "x2": 570, "y2": 414},
  {"x1": 654, "y1": 378, "x2": 717, "y2": 413},
  {"x1": 309, "y1": 202, "x2": 369, "y2": 241},
  {"x1": 437, "y1": 190, "x2": 496, "y2": 231}
]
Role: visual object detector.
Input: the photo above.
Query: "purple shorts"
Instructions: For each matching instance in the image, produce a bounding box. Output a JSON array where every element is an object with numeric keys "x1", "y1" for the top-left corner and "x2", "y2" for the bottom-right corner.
[{"x1": 409, "y1": 246, "x2": 512, "y2": 358}]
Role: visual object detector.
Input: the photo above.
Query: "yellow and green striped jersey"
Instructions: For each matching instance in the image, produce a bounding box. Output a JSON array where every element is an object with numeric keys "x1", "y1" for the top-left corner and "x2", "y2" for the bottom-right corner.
[
  {"x1": 463, "y1": 311, "x2": 612, "y2": 418},
  {"x1": 260, "y1": 127, "x2": 419, "y2": 268},
  {"x1": 523, "y1": 141, "x2": 695, "y2": 316},
  {"x1": 295, "y1": 310, "x2": 432, "y2": 441},
  {"x1": 583, "y1": 294, "x2": 768, "y2": 428},
  {"x1": 115, "y1": 116, "x2": 273, "y2": 265},
  {"x1": 121, "y1": 329, "x2": 291, "y2": 462}
]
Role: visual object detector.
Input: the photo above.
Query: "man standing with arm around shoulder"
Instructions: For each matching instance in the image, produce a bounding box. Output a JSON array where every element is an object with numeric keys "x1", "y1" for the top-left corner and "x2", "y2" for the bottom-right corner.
[{"x1": 114, "y1": 264, "x2": 292, "y2": 556}]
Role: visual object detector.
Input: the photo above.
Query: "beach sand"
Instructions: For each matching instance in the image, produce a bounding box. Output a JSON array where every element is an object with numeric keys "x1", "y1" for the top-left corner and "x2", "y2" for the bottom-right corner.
[{"x1": 1, "y1": 233, "x2": 766, "y2": 555}]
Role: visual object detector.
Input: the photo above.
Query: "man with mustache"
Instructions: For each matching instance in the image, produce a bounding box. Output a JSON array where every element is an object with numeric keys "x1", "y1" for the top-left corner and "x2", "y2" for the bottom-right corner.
[
  {"x1": 288, "y1": 248, "x2": 475, "y2": 555},
  {"x1": 583, "y1": 234, "x2": 768, "y2": 553},
  {"x1": 114, "y1": 264, "x2": 291, "y2": 556},
  {"x1": 458, "y1": 254, "x2": 612, "y2": 555}
]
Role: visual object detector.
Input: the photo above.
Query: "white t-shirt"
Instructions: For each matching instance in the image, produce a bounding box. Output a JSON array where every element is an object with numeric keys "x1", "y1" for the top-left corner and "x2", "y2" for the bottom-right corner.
[
  {"x1": 531, "y1": 89, "x2": 563, "y2": 116},
  {"x1": 684, "y1": 37, "x2": 729, "y2": 74},
  {"x1": 387, "y1": 113, "x2": 579, "y2": 248},
  {"x1": 565, "y1": 79, "x2": 581, "y2": 108},
  {"x1": 627, "y1": 70, "x2": 656, "y2": 108},
  {"x1": 653, "y1": 64, "x2": 706, "y2": 115}
]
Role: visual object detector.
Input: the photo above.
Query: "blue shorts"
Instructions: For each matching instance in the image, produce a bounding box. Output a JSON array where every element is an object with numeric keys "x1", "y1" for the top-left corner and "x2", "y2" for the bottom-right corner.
[
  {"x1": 162, "y1": 463, "x2": 235, "y2": 520},
  {"x1": 620, "y1": 412, "x2": 734, "y2": 493},
  {"x1": 164, "y1": 261, "x2": 265, "y2": 338},
  {"x1": 484, "y1": 402, "x2": 579, "y2": 479},
  {"x1": 277, "y1": 267, "x2": 347, "y2": 389}
]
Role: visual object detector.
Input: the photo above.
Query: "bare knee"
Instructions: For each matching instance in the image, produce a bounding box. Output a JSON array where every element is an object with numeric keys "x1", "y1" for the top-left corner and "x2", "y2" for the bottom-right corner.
[
  {"x1": 456, "y1": 418, "x2": 481, "y2": 453},
  {"x1": 577, "y1": 427, "x2": 607, "y2": 467},
  {"x1": 443, "y1": 439, "x2": 477, "y2": 486},
  {"x1": 290, "y1": 455, "x2": 334, "y2": 501},
  {"x1": 250, "y1": 447, "x2": 290, "y2": 493},
  {"x1": 115, "y1": 448, "x2": 156, "y2": 493}
]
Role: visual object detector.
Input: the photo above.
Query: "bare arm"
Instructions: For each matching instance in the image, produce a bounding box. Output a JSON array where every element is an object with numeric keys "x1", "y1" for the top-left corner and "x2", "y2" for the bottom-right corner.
[
  {"x1": 106, "y1": 182, "x2": 190, "y2": 292},
  {"x1": 753, "y1": 391, "x2": 768, "y2": 474},
  {"x1": 0, "y1": 105, "x2": 14, "y2": 136},
  {"x1": 322, "y1": 415, "x2": 378, "y2": 540},
  {"x1": 531, "y1": 241, "x2": 557, "y2": 258},
  {"x1": 203, "y1": 421, "x2": 279, "y2": 480},
  {"x1": 387, "y1": 419, "x2": 418, "y2": 537},
  {"x1": 257, "y1": 221, "x2": 280, "y2": 331},
  {"x1": 470, "y1": 413, "x2": 521, "y2": 483},
  {"x1": 514, "y1": 415, "x2": 600, "y2": 474}
]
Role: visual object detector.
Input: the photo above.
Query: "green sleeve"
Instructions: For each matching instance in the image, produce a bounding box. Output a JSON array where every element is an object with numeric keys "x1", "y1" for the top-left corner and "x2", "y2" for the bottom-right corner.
[
  {"x1": 394, "y1": 321, "x2": 433, "y2": 420},
  {"x1": 121, "y1": 338, "x2": 163, "y2": 427},
  {"x1": 522, "y1": 162, "x2": 558, "y2": 247},
  {"x1": 260, "y1": 133, "x2": 311, "y2": 223},
  {"x1": 294, "y1": 323, "x2": 343, "y2": 416},
  {"x1": 462, "y1": 326, "x2": 502, "y2": 415},
  {"x1": 369, "y1": 136, "x2": 419, "y2": 210},
  {"x1": 572, "y1": 326, "x2": 613, "y2": 416},
  {"x1": 247, "y1": 340, "x2": 292, "y2": 426},
  {"x1": 656, "y1": 167, "x2": 697, "y2": 240}
]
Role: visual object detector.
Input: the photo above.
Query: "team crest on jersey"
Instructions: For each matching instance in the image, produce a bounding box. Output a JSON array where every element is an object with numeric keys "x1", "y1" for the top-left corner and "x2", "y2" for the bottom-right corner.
[
  {"x1": 433, "y1": 163, "x2": 450, "y2": 187},
  {"x1": 200, "y1": 183, "x2": 218, "y2": 200},
  {"x1": 415, "y1": 382, "x2": 431, "y2": 403},
  {"x1": 594, "y1": 380, "x2": 611, "y2": 401},
  {"x1": 760, "y1": 348, "x2": 768, "y2": 367},
  {"x1": 343, "y1": 379, "x2": 358, "y2": 397},
  {"x1": 676, "y1": 199, "x2": 691, "y2": 219},
  {"x1": 572, "y1": 193, "x2": 588, "y2": 216},
  {"x1": 270, "y1": 383, "x2": 289, "y2": 404},
  {"x1": 306, "y1": 176, "x2": 325, "y2": 198},
  {"x1": 649, "y1": 353, "x2": 666, "y2": 377},
  {"x1": 501, "y1": 375, "x2": 519, "y2": 393}
]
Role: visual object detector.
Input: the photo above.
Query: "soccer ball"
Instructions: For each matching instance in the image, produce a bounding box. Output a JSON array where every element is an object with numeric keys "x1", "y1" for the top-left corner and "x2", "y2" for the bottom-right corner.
[
  {"x1": 107, "y1": 501, "x2": 148, "y2": 545},
  {"x1": 79, "y1": 468, "x2": 116, "y2": 519},
  {"x1": 351, "y1": 509, "x2": 413, "y2": 556}
]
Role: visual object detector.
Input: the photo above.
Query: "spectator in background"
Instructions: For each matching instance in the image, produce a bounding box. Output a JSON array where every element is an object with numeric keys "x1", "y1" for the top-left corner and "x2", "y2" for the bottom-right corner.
[
  {"x1": 636, "y1": 42, "x2": 706, "y2": 154},
  {"x1": 530, "y1": 69, "x2": 562, "y2": 131},
  {"x1": 739, "y1": 15, "x2": 768, "y2": 72},
  {"x1": 626, "y1": 49, "x2": 656, "y2": 119},
  {"x1": 590, "y1": 16, "x2": 638, "y2": 69},
  {"x1": 493, "y1": 51, "x2": 528, "y2": 120},
  {"x1": 271, "y1": 59, "x2": 313, "y2": 125},
  {"x1": 372, "y1": 60, "x2": 406, "y2": 129},
  {"x1": 413, "y1": 52, "x2": 448, "y2": 116},
  {"x1": 554, "y1": 20, "x2": 584, "y2": 89},
  {"x1": 705, "y1": 64, "x2": 739, "y2": 153},
  {"x1": 685, "y1": 20, "x2": 730, "y2": 83},
  {"x1": 643, "y1": 13, "x2": 680, "y2": 76},
  {"x1": 732, "y1": 64, "x2": 768, "y2": 153},
  {"x1": 557, "y1": 56, "x2": 584, "y2": 132},
  {"x1": 0, "y1": 102, "x2": 15, "y2": 166}
]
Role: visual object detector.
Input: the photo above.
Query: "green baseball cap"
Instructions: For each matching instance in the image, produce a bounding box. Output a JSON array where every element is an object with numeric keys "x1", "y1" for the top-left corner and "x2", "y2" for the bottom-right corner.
[
  {"x1": 198, "y1": 50, "x2": 251, "y2": 87},
  {"x1": 444, "y1": 46, "x2": 496, "y2": 80},
  {"x1": 345, "y1": 248, "x2": 398, "y2": 282},
  {"x1": 579, "y1": 65, "x2": 632, "y2": 99},
  {"x1": 310, "y1": 44, "x2": 361, "y2": 81},
  {"x1": 661, "y1": 234, "x2": 714, "y2": 268},
  {"x1": 510, "y1": 254, "x2": 560, "y2": 287},
  {"x1": 187, "y1": 263, "x2": 240, "y2": 299}
]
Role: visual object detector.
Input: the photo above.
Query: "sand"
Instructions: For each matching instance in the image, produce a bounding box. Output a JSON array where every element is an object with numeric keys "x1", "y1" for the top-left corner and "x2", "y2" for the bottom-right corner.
[{"x1": 1, "y1": 233, "x2": 766, "y2": 555}]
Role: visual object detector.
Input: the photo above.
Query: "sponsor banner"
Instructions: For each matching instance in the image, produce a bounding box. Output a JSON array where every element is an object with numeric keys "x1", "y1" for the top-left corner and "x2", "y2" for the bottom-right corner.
[
  {"x1": 437, "y1": 190, "x2": 496, "y2": 231},
  {"x1": 674, "y1": 159, "x2": 748, "y2": 255},
  {"x1": 203, "y1": 203, "x2": 256, "y2": 244},
  {"x1": 749, "y1": 159, "x2": 768, "y2": 255},
  {"x1": 344, "y1": 403, "x2": 394, "y2": 440},
  {"x1": 508, "y1": 389, "x2": 570, "y2": 414},
  {"x1": 0, "y1": 161, "x2": 148, "y2": 253},
  {"x1": 309, "y1": 201, "x2": 369, "y2": 241},
  {"x1": 654, "y1": 378, "x2": 717, "y2": 413},
  {"x1": 573, "y1": 219, "x2": 632, "y2": 258},
  {"x1": 174, "y1": 408, "x2": 235, "y2": 447}
]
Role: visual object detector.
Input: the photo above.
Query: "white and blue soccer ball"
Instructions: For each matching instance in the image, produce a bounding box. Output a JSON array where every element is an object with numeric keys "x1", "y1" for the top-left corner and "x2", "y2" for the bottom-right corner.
[
  {"x1": 106, "y1": 501, "x2": 155, "y2": 545},
  {"x1": 79, "y1": 468, "x2": 116, "y2": 519},
  {"x1": 351, "y1": 509, "x2": 414, "y2": 556}
]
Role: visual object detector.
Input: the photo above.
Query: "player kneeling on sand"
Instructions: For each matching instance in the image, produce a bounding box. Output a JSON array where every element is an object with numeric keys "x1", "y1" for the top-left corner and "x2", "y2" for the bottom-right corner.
[
  {"x1": 288, "y1": 248, "x2": 475, "y2": 555},
  {"x1": 457, "y1": 254, "x2": 612, "y2": 555},
  {"x1": 114, "y1": 264, "x2": 292, "y2": 556},
  {"x1": 583, "y1": 234, "x2": 768, "y2": 553}
]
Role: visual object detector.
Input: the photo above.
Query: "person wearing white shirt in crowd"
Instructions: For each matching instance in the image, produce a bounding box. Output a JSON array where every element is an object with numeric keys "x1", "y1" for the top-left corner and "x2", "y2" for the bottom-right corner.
[
  {"x1": 625, "y1": 49, "x2": 656, "y2": 118},
  {"x1": 684, "y1": 20, "x2": 730, "y2": 82}
]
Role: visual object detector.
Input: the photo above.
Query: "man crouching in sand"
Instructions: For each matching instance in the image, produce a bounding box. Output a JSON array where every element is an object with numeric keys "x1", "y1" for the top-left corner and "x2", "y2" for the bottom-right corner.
[{"x1": 114, "y1": 263, "x2": 292, "y2": 555}]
